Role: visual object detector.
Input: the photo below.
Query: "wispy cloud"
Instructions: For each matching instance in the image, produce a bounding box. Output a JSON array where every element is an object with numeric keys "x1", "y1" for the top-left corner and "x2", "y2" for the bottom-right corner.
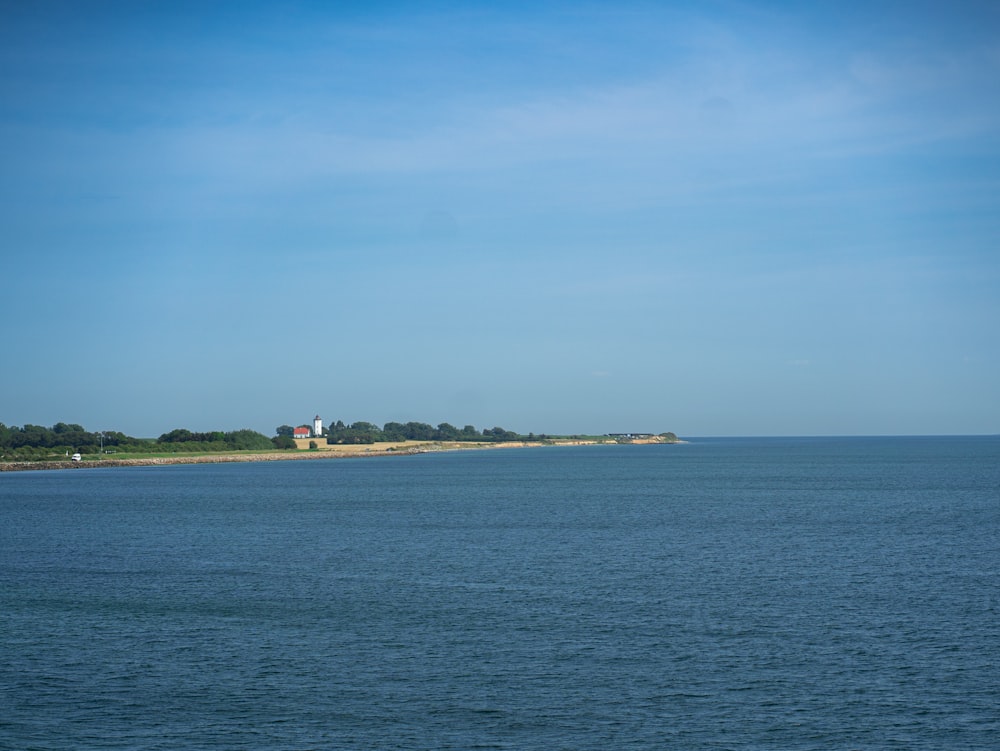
[{"x1": 116, "y1": 28, "x2": 996, "y2": 208}]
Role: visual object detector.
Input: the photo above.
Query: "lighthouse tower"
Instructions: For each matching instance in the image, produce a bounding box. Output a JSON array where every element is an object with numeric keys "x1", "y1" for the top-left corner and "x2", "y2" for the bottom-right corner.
[{"x1": 313, "y1": 415, "x2": 323, "y2": 437}]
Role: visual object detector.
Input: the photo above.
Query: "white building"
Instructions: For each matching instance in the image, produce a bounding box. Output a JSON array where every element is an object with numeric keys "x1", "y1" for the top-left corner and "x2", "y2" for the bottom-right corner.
[{"x1": 313, "y1": 415, "x2": 323, "y2": 437}]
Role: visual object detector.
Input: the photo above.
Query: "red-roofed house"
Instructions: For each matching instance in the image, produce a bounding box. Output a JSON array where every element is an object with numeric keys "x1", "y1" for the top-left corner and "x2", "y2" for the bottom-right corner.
[{"x1": 293, "y1": 427, "x2": 311, "y2": 439}]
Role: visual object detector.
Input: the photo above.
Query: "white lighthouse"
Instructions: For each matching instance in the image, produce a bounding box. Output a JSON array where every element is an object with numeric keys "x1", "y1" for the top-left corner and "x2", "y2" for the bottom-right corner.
[{"x1": 313, "y1": 415, "x2": 323, "y2": 437}]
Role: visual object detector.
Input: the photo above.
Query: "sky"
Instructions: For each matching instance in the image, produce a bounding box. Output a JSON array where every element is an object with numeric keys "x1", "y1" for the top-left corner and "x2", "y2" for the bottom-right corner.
[{"x1": 2, "y1": 0, "x2": 998, "y2": 438}]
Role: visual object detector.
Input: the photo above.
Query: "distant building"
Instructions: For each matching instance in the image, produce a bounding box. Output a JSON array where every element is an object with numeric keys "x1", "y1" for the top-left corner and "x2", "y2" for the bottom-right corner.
[
  {"x1": 313, "y1": 415, "x2": 323, "y2": 437},
  {"x1": 293, "y1": 427, "x2": 311, "y2": 439}
]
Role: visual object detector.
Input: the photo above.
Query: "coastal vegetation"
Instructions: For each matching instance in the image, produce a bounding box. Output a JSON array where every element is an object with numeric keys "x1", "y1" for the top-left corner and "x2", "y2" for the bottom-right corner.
[
  {"x1": 0, "y1": 423, "x2": 277, "y2": 462},
  {"x1": 1, "y1": 420, "x2": 680, "y2": 464},
  {"x1": 0, "y1": 423, "x2": 134, "y2": 461},
  {"x1": 276, "y1": 420, "x2": 524, "y2": 445}
]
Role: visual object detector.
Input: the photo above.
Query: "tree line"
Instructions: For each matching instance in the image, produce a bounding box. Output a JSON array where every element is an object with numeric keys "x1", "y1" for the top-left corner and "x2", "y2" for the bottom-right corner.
[
  {"x1": 0, "y1": 422, "x2": 279, "y2": 460},
  {"x1": 154, "y1": 428, "x2": 277, "y2": 453},
  {"x1": 1, "y1": 419, "x2": 531, "y2": 460},
  {"x1": 0, "y1": 423, "x2": 132, "y2": 460},
  {"x1": 275, "y1": 420, "x2": 525, "y2": 445},
  {"x1": 1, "y1": 419, "x2": 676, "y2": 462}
]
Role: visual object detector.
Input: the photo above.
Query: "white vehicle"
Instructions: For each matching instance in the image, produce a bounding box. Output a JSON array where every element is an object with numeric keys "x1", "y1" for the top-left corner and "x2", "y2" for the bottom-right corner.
[{"x1": 71, "y1": 453, "x2": 82, "y2": 462}]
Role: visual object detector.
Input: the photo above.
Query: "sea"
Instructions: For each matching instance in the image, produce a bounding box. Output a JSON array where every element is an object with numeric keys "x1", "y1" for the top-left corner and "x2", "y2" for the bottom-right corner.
[{"x1": 1, "y1": 436, "x2": 998, "y2": 750}]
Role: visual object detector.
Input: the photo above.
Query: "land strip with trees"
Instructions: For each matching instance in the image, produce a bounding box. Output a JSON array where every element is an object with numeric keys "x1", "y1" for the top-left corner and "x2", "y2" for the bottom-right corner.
[{"x1": 1, "y1": 420, "x2": 680, "y2": 469}]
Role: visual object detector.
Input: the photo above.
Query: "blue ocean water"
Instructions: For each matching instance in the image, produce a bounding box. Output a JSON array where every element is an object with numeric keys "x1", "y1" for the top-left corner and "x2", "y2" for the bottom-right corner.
[{"x1": 1, "y1": 437, "x2": 998, "y2": 750}]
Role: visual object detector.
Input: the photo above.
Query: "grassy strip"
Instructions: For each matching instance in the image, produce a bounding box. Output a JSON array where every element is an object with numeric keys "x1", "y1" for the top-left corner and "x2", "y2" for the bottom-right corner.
[{"x1": 78, "y1": 449, "x2": 297, "y2": 461}]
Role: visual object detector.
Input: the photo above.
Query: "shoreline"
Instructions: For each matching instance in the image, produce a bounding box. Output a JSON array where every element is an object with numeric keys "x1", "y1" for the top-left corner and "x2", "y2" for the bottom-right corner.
[{"x1": 1, "y1": 438, "x2": 653, "y2": 472}]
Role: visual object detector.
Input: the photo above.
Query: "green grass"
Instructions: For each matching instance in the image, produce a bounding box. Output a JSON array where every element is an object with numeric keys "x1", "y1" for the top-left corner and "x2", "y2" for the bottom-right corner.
[{"x1": 82, "y1": 449, "x2": 296, "y2": 460}]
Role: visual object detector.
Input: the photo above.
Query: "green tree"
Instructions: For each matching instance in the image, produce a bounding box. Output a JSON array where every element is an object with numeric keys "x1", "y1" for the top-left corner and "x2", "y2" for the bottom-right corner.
[
  {"x1": 434, "y1": 423, "x2": 460, "y2": 440},
  {"x1": 159, "y1": 428, "x2": 194, "y2": 443},
  {"x1": 224, "y1": 429, "x2": 274, "y2": 451},
  {"x1": 484, "y1": 426, "x2": 520, "y2": 442},
  {"x1": 403, "y1": 422, "x2": 435, "y2": 440},
  {"x1": 382, "y1": 422, "x2": 407, "y2": 441},
  {"x1": 21, "y1": 425, "x2": 53, "y2": 448},
  {"x1": 328, "y1": 428, "x2": 375, "y2": 444}
]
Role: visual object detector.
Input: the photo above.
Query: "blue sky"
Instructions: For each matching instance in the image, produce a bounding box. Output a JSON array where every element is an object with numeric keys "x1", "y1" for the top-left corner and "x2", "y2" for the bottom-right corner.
[{"x1": 2, "y1": 1, "x2": 998, "y2": 437}]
